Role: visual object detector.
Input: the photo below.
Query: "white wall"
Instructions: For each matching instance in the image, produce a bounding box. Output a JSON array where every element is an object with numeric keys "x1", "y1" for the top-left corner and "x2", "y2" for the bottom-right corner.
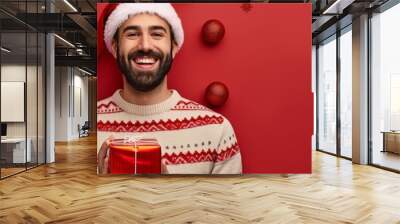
[
  {"x1": 1, "y1": 64, "x2": 45, "y2": 163},
  {"x1": 1, "y1": 65, "x2": 26, "y2": 138},
  {"x1": 70, "y1": 71, "x2": 89, "y2": 139},
  {"x1": 1, "y1": 65, "x2": 42, "y2": 137},
  {"x1": 54, "y1": 67, "x2": 89, "y2": 141},
  {"x1": 55, "y1": 66, "x2": 69, "y2": 141},
  {"x1": 312, "y1": 45, "x2": 316, "y2": 150}
]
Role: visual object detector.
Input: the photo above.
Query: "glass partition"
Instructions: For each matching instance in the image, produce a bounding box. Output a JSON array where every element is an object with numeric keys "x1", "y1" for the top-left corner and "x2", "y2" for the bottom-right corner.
[
  {"x1": 1, "y1": 28, "x2": 28, "y2": 178},
  {"x1": 0, "y1": 0, "x2": 46, "y2": 179}
]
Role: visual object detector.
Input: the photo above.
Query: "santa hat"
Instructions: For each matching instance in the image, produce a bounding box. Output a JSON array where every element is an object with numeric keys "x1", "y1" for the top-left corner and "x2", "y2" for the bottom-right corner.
[{"x1": 104, "y1": 3, "x2": 184, "y2": 54}]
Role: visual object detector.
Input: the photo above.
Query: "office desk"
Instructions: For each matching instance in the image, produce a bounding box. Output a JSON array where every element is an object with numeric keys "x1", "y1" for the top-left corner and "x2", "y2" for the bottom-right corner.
[
  {"x1": 1, "y1": 138, "x2": 31, "y2": 163},
  {"x1": 382, "y1": 131, "x2": 400, "y2": 154}
]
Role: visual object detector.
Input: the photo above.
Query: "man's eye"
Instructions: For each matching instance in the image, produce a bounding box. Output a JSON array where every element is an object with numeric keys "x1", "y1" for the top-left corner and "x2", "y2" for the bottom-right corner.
[
  {"x1": 152, "y1": 33, "x2": 164, "y2": 38},
  {"x1": 127, "y1": 33, "x2": 139, "y2": 37}
]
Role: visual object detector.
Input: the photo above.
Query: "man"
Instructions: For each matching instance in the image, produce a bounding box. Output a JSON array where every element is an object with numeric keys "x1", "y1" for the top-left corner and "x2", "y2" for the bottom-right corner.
[{"x1": 97, "y1": 3, "x2": 242, "y2": 174}]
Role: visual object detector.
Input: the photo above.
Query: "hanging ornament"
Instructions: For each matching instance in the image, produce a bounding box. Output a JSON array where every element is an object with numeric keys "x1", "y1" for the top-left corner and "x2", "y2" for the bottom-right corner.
[
  {"x1": 204, "y1": 81, "x2": 229, "y2": 107},
  {"x1": 201, "y1": 19, "x2": 225, "y2": 45}
]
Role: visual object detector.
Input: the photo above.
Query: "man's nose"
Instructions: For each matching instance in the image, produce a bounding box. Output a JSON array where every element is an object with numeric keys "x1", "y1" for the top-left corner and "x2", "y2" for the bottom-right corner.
[{"x1": 138, "y1": 33, "x2": 151, "y2": 51}]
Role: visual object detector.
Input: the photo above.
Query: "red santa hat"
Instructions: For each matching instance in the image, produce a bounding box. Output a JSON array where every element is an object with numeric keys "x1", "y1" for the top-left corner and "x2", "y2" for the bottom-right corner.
[{"x1": 104, "y1": 3, "x2": 184, "y2": 55}]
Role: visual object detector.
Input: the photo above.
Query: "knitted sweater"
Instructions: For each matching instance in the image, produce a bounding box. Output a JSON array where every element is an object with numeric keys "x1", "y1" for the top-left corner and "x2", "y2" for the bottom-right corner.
[{"x1": 97, "y1": 89, "x2": 242, "y2": 174}]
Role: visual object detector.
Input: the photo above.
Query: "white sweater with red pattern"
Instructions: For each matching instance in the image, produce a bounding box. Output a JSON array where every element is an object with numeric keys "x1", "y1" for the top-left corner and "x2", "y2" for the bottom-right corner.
[{"x1": 97, "y1": 89, "x2": 242, "y2": 174}]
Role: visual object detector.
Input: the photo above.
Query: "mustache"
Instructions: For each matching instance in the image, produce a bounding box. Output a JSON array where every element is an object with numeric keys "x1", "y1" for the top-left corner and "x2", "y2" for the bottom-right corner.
[{"x1": 127, "y1": 50, "x2": 163, "y2": 61}]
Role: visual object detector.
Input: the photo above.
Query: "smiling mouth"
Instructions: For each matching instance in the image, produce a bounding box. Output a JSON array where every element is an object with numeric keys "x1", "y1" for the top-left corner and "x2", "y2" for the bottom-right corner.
[{"x1": 132, "y1": 56, "x2": 159, "y2": 71}]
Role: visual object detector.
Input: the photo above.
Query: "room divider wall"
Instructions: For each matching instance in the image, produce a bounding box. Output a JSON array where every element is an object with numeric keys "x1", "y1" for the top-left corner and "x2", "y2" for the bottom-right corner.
[{"x1": 0, "y1": 0, "x2": 47, "y2": 179}]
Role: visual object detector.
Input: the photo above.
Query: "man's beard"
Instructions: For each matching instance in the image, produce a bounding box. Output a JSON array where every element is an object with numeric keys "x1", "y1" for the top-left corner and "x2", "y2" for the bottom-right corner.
[{"x1": 116, "y1": 46, "x2": 173, "y2": 92}]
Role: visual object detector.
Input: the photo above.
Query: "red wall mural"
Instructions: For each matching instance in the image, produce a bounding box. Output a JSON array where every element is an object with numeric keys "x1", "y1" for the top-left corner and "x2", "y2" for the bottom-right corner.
[{"x1": 97, "y1": 3, "x2": 313, "y2": 173}]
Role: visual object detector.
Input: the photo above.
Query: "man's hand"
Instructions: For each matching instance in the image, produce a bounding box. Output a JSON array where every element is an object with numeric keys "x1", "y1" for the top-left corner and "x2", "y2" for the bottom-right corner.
[{"x1": 98, "y1": 136, "x2": 114, "y2": 174}]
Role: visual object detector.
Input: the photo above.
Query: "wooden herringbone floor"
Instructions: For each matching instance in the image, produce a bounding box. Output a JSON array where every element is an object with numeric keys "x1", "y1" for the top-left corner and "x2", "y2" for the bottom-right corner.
[{"x1": 1, "y1": 135, "x2": 400, "y2": 224}]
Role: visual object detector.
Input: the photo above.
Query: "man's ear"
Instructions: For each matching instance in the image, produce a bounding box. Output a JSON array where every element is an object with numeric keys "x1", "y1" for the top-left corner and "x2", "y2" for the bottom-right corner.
[
  {"x1": 111, "y1": 39, "x2": 118, "y2": 59},
  {"x1": 172, "y1": 43, "x2": 178, "y2": 58}
]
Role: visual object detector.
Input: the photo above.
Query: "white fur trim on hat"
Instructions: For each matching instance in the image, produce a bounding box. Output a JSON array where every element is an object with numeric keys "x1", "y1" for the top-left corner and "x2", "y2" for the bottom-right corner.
[{"x1": 104, "y1": 3, "x2": 184, "y2": 54}]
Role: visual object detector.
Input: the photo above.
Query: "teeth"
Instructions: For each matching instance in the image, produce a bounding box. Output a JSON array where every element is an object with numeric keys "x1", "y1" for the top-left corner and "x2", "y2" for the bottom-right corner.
[{"x1": 135, "y1": 57, "x2": 156, "y2": 64}]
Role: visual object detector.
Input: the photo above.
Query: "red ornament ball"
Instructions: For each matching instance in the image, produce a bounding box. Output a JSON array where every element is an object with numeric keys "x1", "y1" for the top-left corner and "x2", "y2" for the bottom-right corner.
[
  {"x1": 201, "y1": 19, "x2": 225, "y2": 45},
  {"x1": 205, "y1": 81, "x2": 229, "y2": 107}
]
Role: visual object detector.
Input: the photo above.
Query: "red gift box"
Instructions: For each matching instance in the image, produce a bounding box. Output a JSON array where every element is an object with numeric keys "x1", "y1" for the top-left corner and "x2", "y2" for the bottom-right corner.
[{"x1": 109, "y1": 138, "x2": 161, "y2": 174}]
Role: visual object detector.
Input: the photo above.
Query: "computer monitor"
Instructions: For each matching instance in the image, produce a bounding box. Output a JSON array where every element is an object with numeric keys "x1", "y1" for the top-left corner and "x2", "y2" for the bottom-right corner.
[{"x1": 1, "y1": 123, "x2": 7, "y2": 137}]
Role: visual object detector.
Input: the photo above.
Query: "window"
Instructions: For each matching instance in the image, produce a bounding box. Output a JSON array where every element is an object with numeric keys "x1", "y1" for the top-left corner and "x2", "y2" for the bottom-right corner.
[
  {"x1": 339, "y1": 27, "x2": 352, "y2": 158},
  {"x1": 370, "y1": 2, "x2": 400, "y2": 171},
  {"x1": 317, "y1": 35, "x2": 337, "y2": 154}
]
